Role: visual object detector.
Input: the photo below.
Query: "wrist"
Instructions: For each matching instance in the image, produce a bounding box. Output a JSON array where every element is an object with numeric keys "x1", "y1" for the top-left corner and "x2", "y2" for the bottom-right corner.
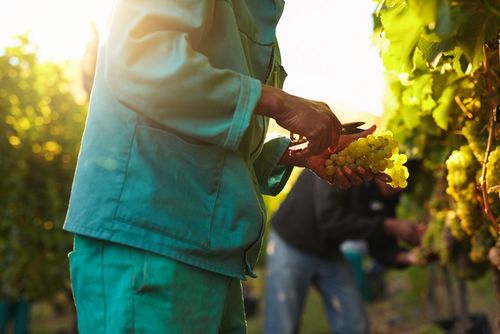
[{"x1": 255, "y1": 84, "x2": 287, "y2": 119}]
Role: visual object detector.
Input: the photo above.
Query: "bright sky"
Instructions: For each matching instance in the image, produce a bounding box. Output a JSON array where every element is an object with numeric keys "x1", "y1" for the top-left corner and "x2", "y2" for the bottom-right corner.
[
  {"x1": 0, "y1": 0, "x2": 112, "y2": 61},
  {"x1": 277, "y1": 0, "x2": 385, "y2": 120},
  {"x1": 0, "y1": 0, "x2": 385, "y2": 119}
]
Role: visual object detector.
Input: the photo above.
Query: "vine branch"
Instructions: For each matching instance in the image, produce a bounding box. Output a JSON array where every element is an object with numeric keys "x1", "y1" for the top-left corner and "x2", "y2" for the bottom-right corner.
[
  {"x1": 480, "y1": 44, "x2": 499, "y2": 232},
  {"x1": 454, "y1": 96, "x2": 474, "y2": 118}
]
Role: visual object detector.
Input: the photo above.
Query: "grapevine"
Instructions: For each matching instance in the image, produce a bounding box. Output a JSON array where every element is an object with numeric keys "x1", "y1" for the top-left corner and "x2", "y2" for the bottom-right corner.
[
  {"x1": 373, "y1": 0, "x2": 499, "y2": 286},
  {"x1": 486, "y1": 146, "x2": 500, "y2": 196},
  {"x1": 462, "y1": 120, "x2": 488, "y2": 164}
]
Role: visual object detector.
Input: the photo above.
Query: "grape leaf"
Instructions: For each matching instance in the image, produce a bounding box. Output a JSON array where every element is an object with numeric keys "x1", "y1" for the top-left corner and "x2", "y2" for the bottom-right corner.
[
  {"x1": 401, "y1": 104, "x2": 421, "y2": 129},
  {"x1": 432, "y1": 85, "x2": 456, "y2": 130},
  {"x1": 456, "y1": 11, "x2": 489, "y2": 71},
  {"x1": 416, "y1": 36, "x2": 452, "y2": 68},
  {"x1": 381, "y1": 3, "x2": 425, "y2": 72}
]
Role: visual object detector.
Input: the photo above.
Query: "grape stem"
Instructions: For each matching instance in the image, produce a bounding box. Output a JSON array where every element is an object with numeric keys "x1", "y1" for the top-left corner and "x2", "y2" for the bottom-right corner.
[
  {"x1": 454, "y1": 96, "x2": 473, "y2": 119},
  {"x1": 480, "y1": 43, "x2": 499, "y2": 232}
]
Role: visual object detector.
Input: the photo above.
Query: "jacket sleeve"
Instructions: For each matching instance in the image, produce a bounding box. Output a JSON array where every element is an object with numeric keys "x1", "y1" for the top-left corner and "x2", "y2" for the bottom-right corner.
[
  {"x1": 253, "y1": 133, "x2": 293, "y2": 196},
  {"x1": 104, "y1": 0, "x2": 262, "y2": 150},
  {"x1": 312, "y1": 179, "x2": 386, "y2": 243}
]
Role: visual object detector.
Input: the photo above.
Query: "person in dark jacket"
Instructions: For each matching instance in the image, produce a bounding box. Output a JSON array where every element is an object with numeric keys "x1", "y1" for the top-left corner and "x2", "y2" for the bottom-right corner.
[{"x1": 263, "y1": 169, "x2": 423, "y2": 334}]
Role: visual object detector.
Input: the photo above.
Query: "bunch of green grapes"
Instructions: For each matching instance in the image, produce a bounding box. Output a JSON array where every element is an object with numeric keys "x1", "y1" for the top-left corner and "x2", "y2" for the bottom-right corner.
[
  {"x1": 445, "y1": 210, "x2": 466, "y2": 241},
  {"x1": 445, "y1": 146, "x2": 478, "y2": 193},
  {"x1": 455, "y1": 193, "x2": 484, "y2": 235},
  {"x1": 324, "y1": 131, "x2": 409, "y2": 188},
  {"x1": 445, "y1": 146, "x2": 485, "y2": 235},
  {"x1": 421, "y1": 209, "x2": 450, "y2": 264},
  {"x1": 456, "y1": 255, "x2": 490, "y2": 280},
  {"x1": 462, "y1": 120, "x2": 487, "y2": 163},
  {"x1": 486, "y1": 146, "x2": 500, "y2": 196},
  {"x1": 469, "y1": 226, "x2": 495, "y2": 263}
]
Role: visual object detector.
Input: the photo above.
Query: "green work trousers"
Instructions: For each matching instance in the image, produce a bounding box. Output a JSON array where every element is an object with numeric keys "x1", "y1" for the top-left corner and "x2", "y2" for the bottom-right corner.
[{"x1": 69, "y1": 235, "x2": 246, "y2": 333}]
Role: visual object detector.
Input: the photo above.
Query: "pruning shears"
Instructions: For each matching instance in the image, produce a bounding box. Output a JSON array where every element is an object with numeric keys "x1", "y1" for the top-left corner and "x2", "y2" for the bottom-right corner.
[
  {"x1": 340, "y1": 121, "x2": 366, "y2": 135},
  {"x1": 289, "y1": 121, "x2": 366, "y2": 151}
]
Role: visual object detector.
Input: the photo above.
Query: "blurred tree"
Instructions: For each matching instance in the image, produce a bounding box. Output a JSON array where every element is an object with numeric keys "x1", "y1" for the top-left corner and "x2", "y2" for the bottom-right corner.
[
  {"x1": 0, "y1": 36, "x2": 87, "y2": 302},
  {"x1": 82, "y1": 22, "x2": 99, "y2": 96}
]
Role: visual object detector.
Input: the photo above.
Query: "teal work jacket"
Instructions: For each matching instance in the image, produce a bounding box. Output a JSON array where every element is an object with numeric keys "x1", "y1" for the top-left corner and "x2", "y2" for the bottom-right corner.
[{"x1": 63, "y1": 0, "x2": 292, "y2": 279}]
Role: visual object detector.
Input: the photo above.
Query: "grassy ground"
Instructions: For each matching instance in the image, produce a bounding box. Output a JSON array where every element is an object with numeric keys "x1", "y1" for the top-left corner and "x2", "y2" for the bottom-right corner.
[{"x1": 246, "y1": 266, "x2": 499, "y2": 334}]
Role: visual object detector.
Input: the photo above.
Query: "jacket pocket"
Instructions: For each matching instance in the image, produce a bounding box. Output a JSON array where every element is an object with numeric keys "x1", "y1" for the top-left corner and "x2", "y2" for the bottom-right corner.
[
  {"x1": 115, "y1": 125, "x2": 225, "y2": 248},
  {"x1": 69, "y1": 243, "x2": 106, "y2": 333}
]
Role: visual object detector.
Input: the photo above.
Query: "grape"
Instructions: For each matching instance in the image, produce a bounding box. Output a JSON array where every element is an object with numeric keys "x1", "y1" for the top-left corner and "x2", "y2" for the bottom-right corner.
[
  {"x1": 445, "y1": 146, "x2": 486, "y2": 235},
  {"x1": 469, "y1": 226, "x2": 495, "y2": 263},
  {"x1": 445, "y1": 146, "x2": 478, "y2": 194},
  {"x1": 444, "y1": 144, "x2": 498, "y2": 267},
  {"x1": 445, "y1": 210, "x2": 465, "y2": 241},
  {"x1": 486, "y1": 146, "x2": 500, "y2": 196},
  {"x1": 324, "y1": 131, "x2": 409, "y2": 188},
  {"x1": 462, "y1": 120, "x2": 487, "y2": 164},
  {"x1": 456, "y1": 198, "x2": 483, "y2": 235},
  {"x1": 422, "y1": 209, "x2": 450, "y2": 264}
]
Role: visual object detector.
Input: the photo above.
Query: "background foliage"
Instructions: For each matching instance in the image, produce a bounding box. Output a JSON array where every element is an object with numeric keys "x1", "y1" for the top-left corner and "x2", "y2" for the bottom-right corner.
[
  {"x1": 374, "y1": 0, "x2": 499, "y2": 279},
  {"x1": 0, "y1": 36, "x2": 87, "y2": 301}
]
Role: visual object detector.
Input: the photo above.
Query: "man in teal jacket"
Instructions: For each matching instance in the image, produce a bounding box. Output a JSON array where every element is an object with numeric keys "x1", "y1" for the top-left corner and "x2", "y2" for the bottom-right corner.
[{"x1": 64, "y1": 0, "x2": 381, "y2": 332}]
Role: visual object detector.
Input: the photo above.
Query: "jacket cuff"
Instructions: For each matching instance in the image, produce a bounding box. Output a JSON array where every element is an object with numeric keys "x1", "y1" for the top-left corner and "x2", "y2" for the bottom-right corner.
[
  {"x1": 253, "y1": 134, "x2": 293, "y2": 196},
  {"x1": 224, "y1": 75, "x2": 262, "y2": 150}
]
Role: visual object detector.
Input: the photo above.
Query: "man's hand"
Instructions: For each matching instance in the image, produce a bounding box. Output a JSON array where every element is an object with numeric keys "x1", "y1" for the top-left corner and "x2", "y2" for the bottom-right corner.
[
  {"x1": 279, "y1": 125, "x2": 391, "y2": 188},
  {"x1": 306, "y1": 153, "x2": 375, "y2": 189},
  {"x1": 384, "y1": 218, "x2": 422, "y2": 246},
  {"x1": 280, "y1": 148, "x2": 388, "y2": 189},
  {"x1": 396, "y1": 248, "x2": 428, "y2": 266},
  {"x1": 255, "y1": 85, "x2": 341, "y2": 157}
]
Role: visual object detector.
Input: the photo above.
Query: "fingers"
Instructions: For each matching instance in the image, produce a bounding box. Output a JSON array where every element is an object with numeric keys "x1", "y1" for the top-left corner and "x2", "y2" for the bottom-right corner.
[
  {"x1": 295, "y1": 102, "x2": 340, "y2": 156},
  {"x1": 279, "y1": 98, "x2": 342, "y2": 156},
  {"x1": 355, "y1": 166, "x2": 374, "y2": 182},
  {"x1": 289, "y1": 147, "x2": 315, "y2": 160},
  {"x1": 331, "y1": 168, "x2": 351, "y2": 189},
  {"x1": 415, "y1": 224, "x2": 427, "y2": 236},
  {"x1": 291, "y1": 122, "x2": 335, "y2": 157},
  {"x1": 374, "y1": 173, "x2": 392, "y2": 183},
  {"x1": 326, "y1": 166, "x2": 376, "y2": 189},
  {"x1": 406, "y1": 249, "x2": 427, "y2": 266},
  {"x1": 307, "y1": 115, "x2": 338, "y2": 155},
  {"x1": 406, "y1": 225, "x2": 422, "y2": 246},
  {"x1": 412, "y1": 226, "x2": 423, "y2": 244},
  {"x1": 306, "y1": 134, "x2": 326, "y2": 156},
  {"x1": 341, "y1": 167, "x2": 363, "y2": 186}
]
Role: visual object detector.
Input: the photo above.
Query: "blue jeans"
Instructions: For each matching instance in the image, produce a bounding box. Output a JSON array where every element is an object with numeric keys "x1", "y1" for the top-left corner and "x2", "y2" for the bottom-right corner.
[{"x1": 263, "y1": 230, "x2": 368, "y2": 334}]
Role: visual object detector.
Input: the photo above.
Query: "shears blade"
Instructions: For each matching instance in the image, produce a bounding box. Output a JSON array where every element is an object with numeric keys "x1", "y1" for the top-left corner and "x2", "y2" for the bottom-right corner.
[{"x1": 288, "y1": 121, "x2": 366, "y2": 151}]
